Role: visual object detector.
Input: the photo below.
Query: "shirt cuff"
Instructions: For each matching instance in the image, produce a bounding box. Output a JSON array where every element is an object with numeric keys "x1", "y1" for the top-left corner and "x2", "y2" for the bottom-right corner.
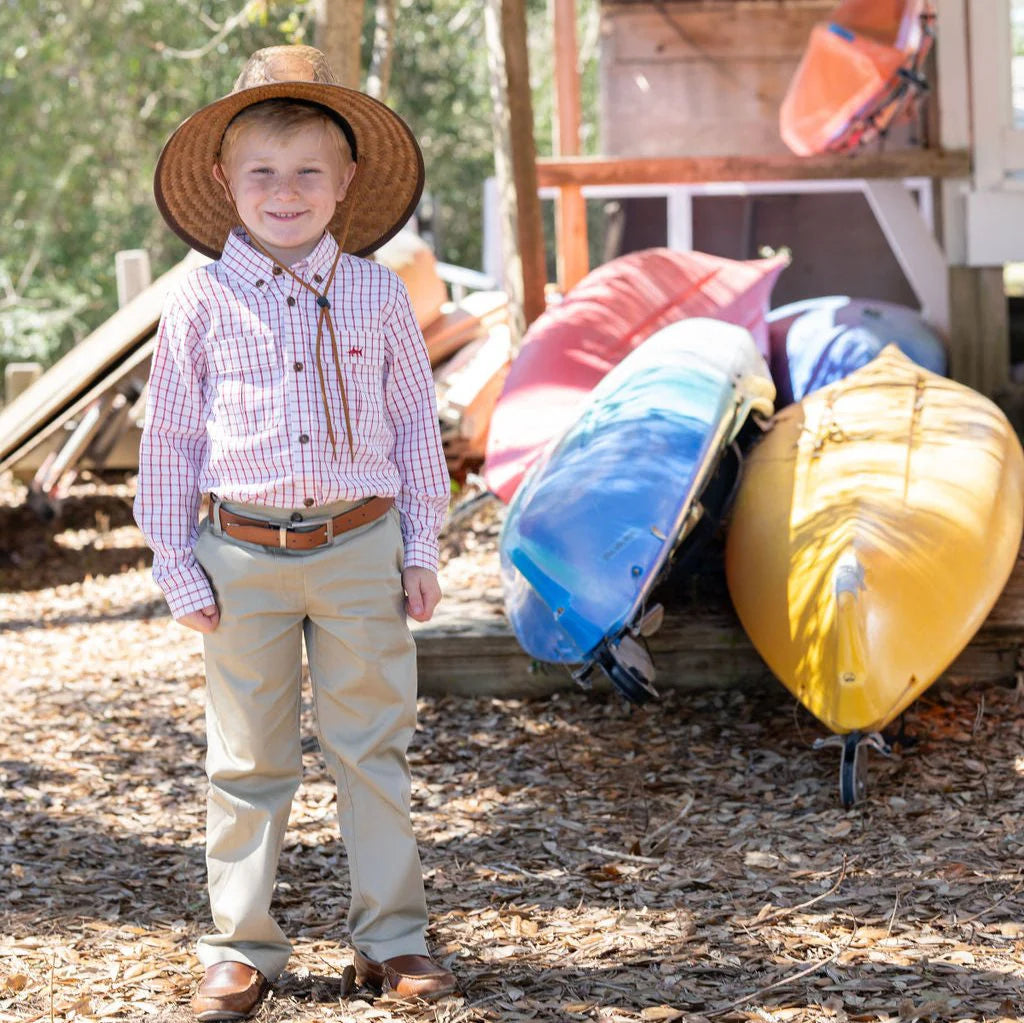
[
  {"x1": 158, "y1": 564, "x2": 217, "y2": 620},
  {"x1": 402, "y1": 535, "x2": 440, "y2": 574}
]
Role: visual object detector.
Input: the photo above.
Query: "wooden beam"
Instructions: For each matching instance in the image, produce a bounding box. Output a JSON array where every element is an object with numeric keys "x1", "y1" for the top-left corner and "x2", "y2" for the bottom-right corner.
[
  {"x1": 506, "y1": 0, "x2": 548, "y2": 330},
  {"x1": 553, "y1": 0, "x2": 589, "y2": 291},
  {"x1": 863, "y1": 180, "x2": 949, "y2": 332},
  {"x1": 503, "y1": 0, "x2": 547, "y2": 329},
  {"x1": 485, "y1": 0, "x2": 548, "y2": 340},
  {"x1": 537, "y1": 149, "x2": 972, "y2": 187},
  {"x1": 948, "y1": 266, "x2": 1010, "y2": 394},
  {"x1": 413, "y1": 547, "x2": 1024, "y2": 697},
  {"x1": 932, "y1": 0, "x2": 970, "y2": 267}
]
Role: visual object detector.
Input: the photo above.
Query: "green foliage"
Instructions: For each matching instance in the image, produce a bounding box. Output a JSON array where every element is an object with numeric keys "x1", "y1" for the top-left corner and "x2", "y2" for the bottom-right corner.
[
  {"x1": 378, "y1": 0, "x2": 496, "y2": 269},
  {"x1": 379, "y1": 0, "x2": 599, "y2": 271},
  {"x1": 0, "y1": 0, "x2": 309, "y2": 378}
]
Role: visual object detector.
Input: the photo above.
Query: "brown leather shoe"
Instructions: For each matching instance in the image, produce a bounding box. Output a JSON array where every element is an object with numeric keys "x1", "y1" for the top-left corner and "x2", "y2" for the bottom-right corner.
[
  {"x1": 352, "y1": 949, "x2": 457, "y2": 1000},
  {"x1": 191, "y1": 961, "x2": 269, "y2": 1021}
]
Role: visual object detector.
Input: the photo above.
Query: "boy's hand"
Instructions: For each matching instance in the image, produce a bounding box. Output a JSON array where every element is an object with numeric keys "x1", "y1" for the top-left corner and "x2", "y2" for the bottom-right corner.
[
  {"x1": 402, "y1": 567, "x2": 441, "y2": 622},
  {"x1": 176, "y1": 604, "x2": 221, "y2": 633}
]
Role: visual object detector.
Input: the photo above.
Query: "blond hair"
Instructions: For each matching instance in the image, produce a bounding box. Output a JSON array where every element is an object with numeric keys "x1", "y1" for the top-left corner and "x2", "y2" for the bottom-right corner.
[{"x1": 219, "y1": 99, "x2": 354, "y2": 170}]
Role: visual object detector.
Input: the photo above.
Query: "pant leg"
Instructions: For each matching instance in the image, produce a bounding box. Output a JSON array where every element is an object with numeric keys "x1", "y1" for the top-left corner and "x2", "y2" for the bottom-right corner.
[
  {"x1": 302, "y1": 508, "x2": 430, "y2": 962},
  {"x1": 193, "y1": 523, "x2": 305, "y2": 981}
]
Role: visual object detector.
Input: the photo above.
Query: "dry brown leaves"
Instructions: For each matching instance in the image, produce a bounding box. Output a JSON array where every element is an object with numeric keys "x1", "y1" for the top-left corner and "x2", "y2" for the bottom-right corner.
[{"x1": 2, "y1": 472, "x2": 1024, "y2": 1023}]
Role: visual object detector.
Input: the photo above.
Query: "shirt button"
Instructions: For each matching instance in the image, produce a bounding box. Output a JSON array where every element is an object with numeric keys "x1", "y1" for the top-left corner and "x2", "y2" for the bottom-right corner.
[
  {"x1": 255, "y1": 279, "x2": 265, "y2": 287},
  {"x1": 286, "y1": 296, "x2": 296, "y2": 306},
  {"x1": 273, "y1": 266, "x2": 284, "y2": 276},
  {"x1": 303, "y1": 497, "x2": 315, "y2": 507},
  {"x1": 313, "y1": 274, "x2": 323, "y2": 283},
  {"x1": 294, "y1": 361, "x2": 303, "y2": 372},
  {"x1": 289, "y1": 512, "x2": 303, "y2": 522},
  {"x1": 299, "y1": 433, "x2": 310, "y2": 444}
]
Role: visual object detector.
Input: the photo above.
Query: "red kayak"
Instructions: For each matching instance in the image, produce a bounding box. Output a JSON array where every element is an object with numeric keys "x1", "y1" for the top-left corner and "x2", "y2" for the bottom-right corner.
[{"x1": 483, "y1": 248, "x2": 787, "y2": 503}]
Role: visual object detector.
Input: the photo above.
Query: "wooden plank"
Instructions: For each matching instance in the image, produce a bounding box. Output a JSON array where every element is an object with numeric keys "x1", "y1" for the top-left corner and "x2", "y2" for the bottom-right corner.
[
  {"x1": 1, "y1": 341, "x2": 154, "y2": 475},
  {"x1": 413, "y1": 547, "x2": 1024, "y2": 697},
  {"x1": 967, "y1": 0, "x2": 1012, "y2": 191},
  {"x1": 863, "y1": 180, "x2": 949, "y2": 331},
  {"x1": 934, "y1": 0, "x2": 971, "y2": 150},
  {"x1": 536, "y1": 150, "x2": 972, "y2": 187},
  {"x1": 0, "y1": 252, "x2": 204, "y2": 472},
  {"x1": 553, "y1": 0, "x2": 589, "y2": 291},
  {"x1": 502, "y1": 0, "x2": 547, "y2": 328},
  {"x1": 966, "y1": 189, "x2": 1024, "y2": 264},
  {"x1": 556, "y1": 185, "x2": 589, "y2": 292},
  {"x1": 553, "y1": 0, "x2": 581, "y2": 154},
  {"x1": 604, "y1": 3, "x2": 829, "y2": 62},
  {"x1": 600, "y1": 3, "x2": 829, "y2": 158},
  {"x1": 947, "y1": 265, "x2": 1010, "y2": 394},
  {"x1": 115, "y1": 250, "x2": 152, "y2": 309}
]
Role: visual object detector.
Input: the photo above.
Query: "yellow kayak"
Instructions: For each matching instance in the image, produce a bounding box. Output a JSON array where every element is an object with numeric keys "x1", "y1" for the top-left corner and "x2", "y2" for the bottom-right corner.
[{"x1": 726, "y1": 346, "x2": 1024, "y2": 764}]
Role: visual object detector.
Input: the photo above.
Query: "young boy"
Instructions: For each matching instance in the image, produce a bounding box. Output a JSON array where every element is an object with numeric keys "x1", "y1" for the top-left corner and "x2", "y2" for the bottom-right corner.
[{"x1": 135, "y1": 45, "x2": 455, "y2": 1020}]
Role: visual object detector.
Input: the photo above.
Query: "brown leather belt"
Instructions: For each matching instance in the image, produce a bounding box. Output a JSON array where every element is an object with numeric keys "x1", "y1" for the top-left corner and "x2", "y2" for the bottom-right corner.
[{"x1": 216, "y1": 496, "x2": 394, "y2": 550}]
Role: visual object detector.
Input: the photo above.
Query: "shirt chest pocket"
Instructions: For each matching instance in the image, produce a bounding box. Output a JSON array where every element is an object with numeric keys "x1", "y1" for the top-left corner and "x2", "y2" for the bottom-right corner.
[
  {"x1": 206, "y1": 334, "x2": 283, "y2": 439},
  {"x1": 332, "y1": 332, "x2": 389, "y2": 444}
]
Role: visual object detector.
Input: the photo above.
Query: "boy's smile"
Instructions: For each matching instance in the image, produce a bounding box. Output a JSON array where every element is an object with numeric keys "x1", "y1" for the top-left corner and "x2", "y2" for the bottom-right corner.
[{"x1": 213, "y1": 122, "x2": 356, "y2": 266}]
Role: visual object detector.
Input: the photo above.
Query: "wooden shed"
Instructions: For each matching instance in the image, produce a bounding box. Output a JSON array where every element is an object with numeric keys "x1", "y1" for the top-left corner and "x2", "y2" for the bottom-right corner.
[{"x1": 505, "y1": 0, "x2": 1024, "y2": 405}]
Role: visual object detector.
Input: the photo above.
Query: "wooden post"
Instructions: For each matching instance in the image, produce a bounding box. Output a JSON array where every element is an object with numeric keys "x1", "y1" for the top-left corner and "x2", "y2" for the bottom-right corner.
[
  {"x1": 115, "y1": 250, "x2": 152, "y2": 309},
  {"x1": 949, "y1": 267, "x2": 1010, "y2": 395},
  {"x1": 485, "y1": 0, "x2": 547, "y2": 343},
  {"x1": 553, "y1": 0, "x2": 588, "y2": 292},
  {"x1": 4, "y1": 362, "x2": 42, "y2": 405}
]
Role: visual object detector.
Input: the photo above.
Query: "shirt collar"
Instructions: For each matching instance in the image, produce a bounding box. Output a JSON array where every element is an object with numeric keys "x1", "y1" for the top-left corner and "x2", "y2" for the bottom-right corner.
[{"x1": 219, "y1": 229, "x2": 342, "y2": 289}]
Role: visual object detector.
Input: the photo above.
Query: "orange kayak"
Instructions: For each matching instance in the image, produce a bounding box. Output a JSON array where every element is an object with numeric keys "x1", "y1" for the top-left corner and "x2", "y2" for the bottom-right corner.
[{"x1": 780, "y1": 0, "x2": 935, "y2": 156}]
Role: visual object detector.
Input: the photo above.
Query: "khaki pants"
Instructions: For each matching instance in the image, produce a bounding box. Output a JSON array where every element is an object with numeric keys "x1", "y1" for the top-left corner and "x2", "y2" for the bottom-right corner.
[{"x1": 192, "y1": 500, "x2": 428, "y2": 981}]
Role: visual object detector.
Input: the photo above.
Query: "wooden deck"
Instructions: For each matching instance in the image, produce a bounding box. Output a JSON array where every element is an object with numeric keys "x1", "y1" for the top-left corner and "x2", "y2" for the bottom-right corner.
[{"x1": 411, "y1": 547, "x2": 1024, "y2": 698}]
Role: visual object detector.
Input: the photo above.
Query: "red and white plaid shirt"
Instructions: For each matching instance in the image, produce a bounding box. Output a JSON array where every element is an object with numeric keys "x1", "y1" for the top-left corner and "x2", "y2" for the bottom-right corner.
[{"x1": 135, "y1": 229, "x2": 450, "y2": 619}]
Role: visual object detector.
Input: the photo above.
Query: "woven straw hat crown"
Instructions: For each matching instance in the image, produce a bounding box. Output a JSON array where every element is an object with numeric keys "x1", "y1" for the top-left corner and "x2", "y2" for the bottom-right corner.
[{"x1": 154, "y1": 45, "x2": 424, "y2": 259}]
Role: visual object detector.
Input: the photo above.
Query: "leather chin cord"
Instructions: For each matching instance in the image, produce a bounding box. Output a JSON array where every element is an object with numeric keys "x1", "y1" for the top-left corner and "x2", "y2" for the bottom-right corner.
[{"x1": 219, "y1": 165, "x2": 359, "y2": 461}]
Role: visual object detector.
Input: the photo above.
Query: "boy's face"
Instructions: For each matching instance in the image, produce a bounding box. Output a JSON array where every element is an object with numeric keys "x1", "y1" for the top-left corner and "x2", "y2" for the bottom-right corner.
[{"x1": 213, "y1": 121, "x2": 356, "y2": 266}]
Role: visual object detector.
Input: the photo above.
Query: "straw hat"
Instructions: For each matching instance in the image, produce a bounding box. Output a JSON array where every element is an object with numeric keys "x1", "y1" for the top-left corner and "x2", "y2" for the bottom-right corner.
[{"x1": 154, "y1": 45, "x2": 424, "y2": 259}]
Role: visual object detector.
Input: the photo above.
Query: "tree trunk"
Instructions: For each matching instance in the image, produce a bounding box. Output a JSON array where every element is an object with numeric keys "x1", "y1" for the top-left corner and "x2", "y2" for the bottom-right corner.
[
  {"x1": 313, "y1": 0, "x2": 366, "y2": 89},
  {"x1": 366, "y1": 0, "x2": 395, "y2": 100},
  {"x1": 484, "y1": 0, "x2": 547, "y2": 345}
]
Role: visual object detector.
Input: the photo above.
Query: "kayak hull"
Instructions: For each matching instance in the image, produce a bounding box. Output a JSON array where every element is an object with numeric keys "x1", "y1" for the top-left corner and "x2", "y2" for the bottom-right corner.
[{"x1": 725, "y1": 346, "x2": 1024, "y2": 733}]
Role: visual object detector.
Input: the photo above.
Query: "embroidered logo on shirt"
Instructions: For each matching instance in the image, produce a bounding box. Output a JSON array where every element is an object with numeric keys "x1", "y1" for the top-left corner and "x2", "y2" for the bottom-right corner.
[{"x1": 348, "y1": 347, "x2": 363, "y2": 358}]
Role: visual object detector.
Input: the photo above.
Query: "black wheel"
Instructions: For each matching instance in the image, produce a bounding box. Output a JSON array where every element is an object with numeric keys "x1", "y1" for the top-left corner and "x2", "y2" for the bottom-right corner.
[
  {"x1": 595, "y1": 648, "x2": 658, "y2": 705},
  {"x1": 839, "y1": 731, "x2": 869, "y2": 808}
]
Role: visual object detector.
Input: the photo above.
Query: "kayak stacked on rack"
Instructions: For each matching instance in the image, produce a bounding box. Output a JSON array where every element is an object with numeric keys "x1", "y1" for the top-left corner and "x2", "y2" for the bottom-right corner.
[
  {"x1": 483, "y1": 247, "x2": 788, "y2": 504},
  {"x1": 779, "y1": 0, "x2": 935, "y2": 155},
  {"x1": 500, "y1": 318, "x2": 775, "y2": 702},
  {"x1": 485, "y1": 247, "x2": 787, "y2": 701},
  {"x1": 725, "y1": 347, "x2": 1024, "y2": 804},
  {"x1": 484, "y1": 242, "x2": 1022, "y2": 805},
  {"x1": 767, "y1": 295, "x2": 947, "y2": 405}
]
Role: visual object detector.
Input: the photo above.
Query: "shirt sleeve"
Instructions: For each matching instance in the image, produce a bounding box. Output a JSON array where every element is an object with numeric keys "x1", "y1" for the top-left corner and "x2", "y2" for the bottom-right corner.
[
  {"x1": 382, "y1": 275, "x2": 451, "y2": 573},
  {"x1": 133, "y1": 293, "x2": 215, "y2": 618}
]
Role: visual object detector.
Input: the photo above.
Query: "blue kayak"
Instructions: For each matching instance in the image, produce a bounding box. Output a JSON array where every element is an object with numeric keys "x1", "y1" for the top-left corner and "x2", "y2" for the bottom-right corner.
[
  {"x1": 500, "y1": 318, "x2": 775, "y2": 703},
  {"x1": 767, "y1": 296, "x2": 947, "y2": 405}
]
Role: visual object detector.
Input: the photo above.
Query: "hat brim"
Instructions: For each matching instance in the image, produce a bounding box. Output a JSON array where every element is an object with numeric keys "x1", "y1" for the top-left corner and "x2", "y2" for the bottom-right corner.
[{"x1": 154, "y1": 82, "x2": 424, "y2": 259}]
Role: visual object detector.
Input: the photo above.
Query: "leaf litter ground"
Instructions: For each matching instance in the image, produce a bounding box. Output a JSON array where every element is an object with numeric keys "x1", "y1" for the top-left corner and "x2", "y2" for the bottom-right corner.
[{"x1": 1, "y1": 472, "x2": 1023, "y2": 1023}]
